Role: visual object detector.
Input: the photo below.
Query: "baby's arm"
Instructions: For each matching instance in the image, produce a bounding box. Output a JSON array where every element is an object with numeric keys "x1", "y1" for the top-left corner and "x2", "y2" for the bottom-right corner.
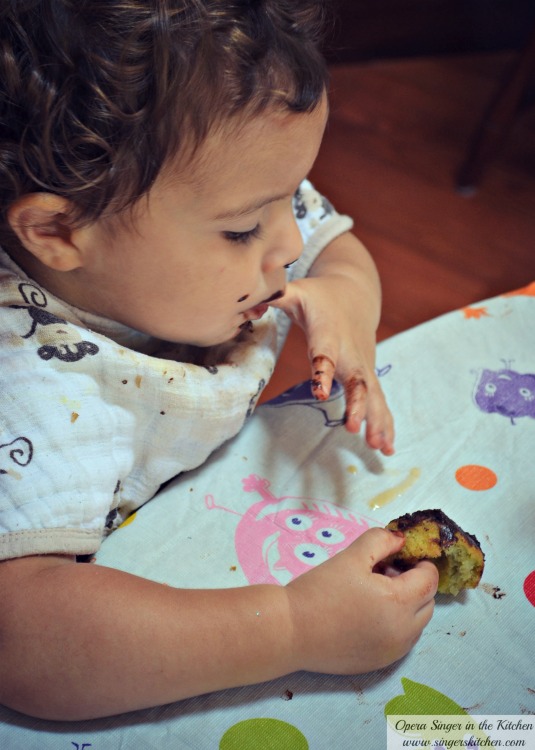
[
  {"x1": 0, "y1": 529, "x2": 437, "y2": 721},
  {"x1": 271, "y1": 231, "x2": 395, "y2": 455}
]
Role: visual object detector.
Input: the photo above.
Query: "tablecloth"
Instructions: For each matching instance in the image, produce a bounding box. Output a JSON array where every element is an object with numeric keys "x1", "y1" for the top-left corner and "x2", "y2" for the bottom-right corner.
[{"x1": 1, "y1": 283, "x2": 534, "y2": 749}]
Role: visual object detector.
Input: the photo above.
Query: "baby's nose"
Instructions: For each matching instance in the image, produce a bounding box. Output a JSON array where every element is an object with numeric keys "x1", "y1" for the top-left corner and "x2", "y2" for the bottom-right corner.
[{"x1": 262, "y1": 216, "x2": 303, "y2": 273}]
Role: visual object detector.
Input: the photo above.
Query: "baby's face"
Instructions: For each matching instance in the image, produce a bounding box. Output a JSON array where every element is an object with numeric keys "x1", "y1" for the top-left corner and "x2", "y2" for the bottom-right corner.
[{"x1": 76, "y1": 96, "x2": 328, "y2": 346}]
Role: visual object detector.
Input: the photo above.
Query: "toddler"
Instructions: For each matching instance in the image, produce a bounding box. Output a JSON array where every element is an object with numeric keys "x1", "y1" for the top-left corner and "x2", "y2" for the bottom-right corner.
[{"x1": 0, "y1": 0, "x2": 438, "y2": 720}]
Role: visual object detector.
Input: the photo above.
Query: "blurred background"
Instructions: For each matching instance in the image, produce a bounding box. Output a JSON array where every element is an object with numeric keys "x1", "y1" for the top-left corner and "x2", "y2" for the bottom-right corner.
[{"x1": 262, "y1": 0, "x2": 535, "y2": 401}]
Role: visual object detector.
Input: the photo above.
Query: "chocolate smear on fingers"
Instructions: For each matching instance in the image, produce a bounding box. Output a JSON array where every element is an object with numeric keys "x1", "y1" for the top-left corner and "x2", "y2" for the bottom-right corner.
[{"x1": 310, "y1": 355, "x2": 335, "y2": 401}]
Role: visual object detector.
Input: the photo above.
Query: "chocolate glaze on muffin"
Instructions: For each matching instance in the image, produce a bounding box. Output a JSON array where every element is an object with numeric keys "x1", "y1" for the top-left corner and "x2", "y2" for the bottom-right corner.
[{"x1": 385, "y1": 509, "x2": 485, "y2": 596}]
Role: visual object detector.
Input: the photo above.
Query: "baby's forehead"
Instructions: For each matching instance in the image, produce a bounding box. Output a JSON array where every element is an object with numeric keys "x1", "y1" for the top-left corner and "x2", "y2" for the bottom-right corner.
[
  {"x1": 163, "y1": 98, "x2": 327, "y2": 193},
  {"x1": 166, "y1": 109, "x2": 281, "y2": 175}
]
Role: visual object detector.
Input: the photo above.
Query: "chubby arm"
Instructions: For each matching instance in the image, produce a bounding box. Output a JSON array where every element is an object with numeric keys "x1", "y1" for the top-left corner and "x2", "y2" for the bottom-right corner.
[
  {"x1": 0, "y1": 554, "x2": 292, "y2": 720},
  {"x1": 0, "y1": 530, "x2": 437, "y2": 721},
  {"x1": 272, "y1": 231, "x2": 394, "y2": 454}
]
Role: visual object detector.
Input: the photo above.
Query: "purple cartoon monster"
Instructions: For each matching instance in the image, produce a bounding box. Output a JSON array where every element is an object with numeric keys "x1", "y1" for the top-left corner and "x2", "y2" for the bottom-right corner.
[
  {"x1": 473, "y1": 367, "x2": 535, "y2": 424},
  {"x1": 206, "y1": 474, "x2": 376, "y2": 585}
]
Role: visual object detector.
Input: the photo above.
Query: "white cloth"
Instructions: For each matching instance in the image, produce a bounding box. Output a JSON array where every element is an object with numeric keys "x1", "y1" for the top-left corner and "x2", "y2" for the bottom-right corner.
[{"x1": 0, "y1": 179, "x2": 353, "y2": 560}]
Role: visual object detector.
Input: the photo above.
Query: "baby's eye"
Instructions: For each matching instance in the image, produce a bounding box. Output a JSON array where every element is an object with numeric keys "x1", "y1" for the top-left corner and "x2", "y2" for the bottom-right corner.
[{"x1": 223, "y1": 225, "x2": 262, "y2": 245}]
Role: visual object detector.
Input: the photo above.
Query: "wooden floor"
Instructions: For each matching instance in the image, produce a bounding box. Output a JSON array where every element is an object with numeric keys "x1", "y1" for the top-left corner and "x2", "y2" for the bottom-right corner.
[{"x1": 261, "y1": 52, "x2": 535, "y2": 402}]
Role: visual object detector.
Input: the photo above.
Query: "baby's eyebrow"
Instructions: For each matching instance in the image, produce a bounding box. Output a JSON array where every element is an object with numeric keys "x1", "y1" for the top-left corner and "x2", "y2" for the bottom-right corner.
[{"x1": 212, "y1": 191, "x2": 291, "y2": 221}]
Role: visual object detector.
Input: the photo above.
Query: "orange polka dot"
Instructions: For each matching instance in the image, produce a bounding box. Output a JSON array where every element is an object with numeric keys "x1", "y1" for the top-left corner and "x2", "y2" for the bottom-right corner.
[{"x1": 455, "y1": 465, "x2": 498, "y2": 491}]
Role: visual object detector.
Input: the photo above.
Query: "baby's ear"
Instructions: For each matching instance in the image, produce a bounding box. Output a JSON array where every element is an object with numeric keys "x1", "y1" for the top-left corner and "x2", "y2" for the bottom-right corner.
[{"x1": 7, "y1": 193, "x2": 84, "y2": 272}]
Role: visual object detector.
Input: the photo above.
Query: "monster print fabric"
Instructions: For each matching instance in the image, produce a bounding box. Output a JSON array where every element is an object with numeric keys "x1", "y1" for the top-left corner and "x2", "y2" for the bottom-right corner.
[
  {"x1": 1, "y1": 288, "x2": 533, "y2": 743},
  {"x1": 0, "y1": 180, "x2": 352, "y2": 561},
  {"x1": 473, "y1": 366, "x2": 535, "y2": 422}
]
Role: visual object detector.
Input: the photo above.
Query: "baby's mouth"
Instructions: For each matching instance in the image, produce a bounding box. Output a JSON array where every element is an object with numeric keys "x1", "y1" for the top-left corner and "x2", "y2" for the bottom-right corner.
[
  {"x1": 241, "y1": 289, "x2": 285, "y2": 323},
  {"x1": 246, "y1": 303, "x2": 269, "y2": 321}
]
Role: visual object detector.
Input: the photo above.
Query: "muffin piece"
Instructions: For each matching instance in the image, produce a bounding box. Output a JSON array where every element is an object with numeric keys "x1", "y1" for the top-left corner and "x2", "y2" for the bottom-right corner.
[{"x1": 385, "y1": 509, "x2": 485, "y2": 596}]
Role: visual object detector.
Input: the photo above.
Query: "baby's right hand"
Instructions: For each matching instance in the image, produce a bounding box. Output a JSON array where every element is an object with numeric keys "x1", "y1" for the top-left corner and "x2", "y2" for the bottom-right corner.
[{"x1": 284, "y1": 527, "x2": 438, "y2": 675}]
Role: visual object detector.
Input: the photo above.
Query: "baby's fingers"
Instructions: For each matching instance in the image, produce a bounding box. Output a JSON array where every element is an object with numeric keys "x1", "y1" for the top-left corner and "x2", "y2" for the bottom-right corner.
[
  {"x1": 310, "y1": 354, "x2": 335, "y2": 401},
  {"x1": 363, "y1": 383, "x2": 395, "y2": 456},
  {"x1": 341, "y1": 368, "x2": 395, "y2": 455},
  {"x1": 395, "y1": 560, "x2": 439, "y2": 612},
  {"x1": 342, "y1": 369, "x2": 368, "y2": 434},
  {"x1": 355, "y1": 527, "x2": 407, "y2": 570}
]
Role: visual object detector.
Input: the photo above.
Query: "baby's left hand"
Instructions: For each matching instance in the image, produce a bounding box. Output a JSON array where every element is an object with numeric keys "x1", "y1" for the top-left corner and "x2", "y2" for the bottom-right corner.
[{"x1": 270, "y1": 234, "x2": 395, "y2": 456}]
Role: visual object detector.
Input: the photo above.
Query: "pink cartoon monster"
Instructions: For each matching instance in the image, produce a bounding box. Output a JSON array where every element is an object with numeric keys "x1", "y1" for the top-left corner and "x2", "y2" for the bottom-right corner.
[{"x1": 205, "y1": 474, "x2": 377, "y2": 585}]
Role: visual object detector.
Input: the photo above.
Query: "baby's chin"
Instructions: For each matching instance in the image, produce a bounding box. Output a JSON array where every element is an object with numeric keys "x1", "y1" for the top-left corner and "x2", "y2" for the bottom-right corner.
[
  {"x1": 147, "y1": 313, "x2": 258, "y2": 356},
  {"x1": 159, "y1": 324, "x2": 244, "y2": 349},
  {"x1": 154, "y1": 338, "x2": 237, "y2": 368},
  {"x1": 194, "y1": 321, "x2": 254, "y2": 348}
]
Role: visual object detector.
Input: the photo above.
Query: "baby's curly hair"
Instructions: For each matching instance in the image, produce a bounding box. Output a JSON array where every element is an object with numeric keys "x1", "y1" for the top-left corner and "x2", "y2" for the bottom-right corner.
[{"x1": 0, "y1": 0, "x2": 329, "y2": 249}]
